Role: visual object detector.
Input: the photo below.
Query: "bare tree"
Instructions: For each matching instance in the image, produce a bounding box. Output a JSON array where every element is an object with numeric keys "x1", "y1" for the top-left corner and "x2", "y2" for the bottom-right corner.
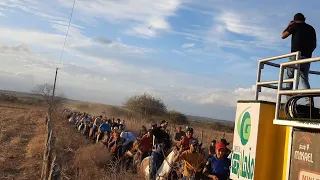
[
  {"x1": 32, "y1": 83, "x2": 65, "y2": 108},
  {"x1": 124, "y1": 92, "x2": 167, "y2": 118}
]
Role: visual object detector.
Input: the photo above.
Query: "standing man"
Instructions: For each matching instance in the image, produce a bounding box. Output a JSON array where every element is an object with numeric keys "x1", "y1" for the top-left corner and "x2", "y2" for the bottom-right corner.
[
  {"x1": 149, "y1": 120, "x2": 171, "y2": 180},
  {"x1": 282, "y1": 13, "x2": 317, "y2": 102}
]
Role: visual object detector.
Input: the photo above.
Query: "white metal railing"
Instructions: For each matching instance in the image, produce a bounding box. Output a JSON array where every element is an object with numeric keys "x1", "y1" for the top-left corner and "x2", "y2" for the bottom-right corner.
[
  {"x1": 255, "y1": 52, "x2": 300, "y2": 100},
  {"x1": 255, "y1": 52, "x2": 320, "y2": 100},
  {"x1": 274, "y1": 56, "x2": 320, "y2": 121}
]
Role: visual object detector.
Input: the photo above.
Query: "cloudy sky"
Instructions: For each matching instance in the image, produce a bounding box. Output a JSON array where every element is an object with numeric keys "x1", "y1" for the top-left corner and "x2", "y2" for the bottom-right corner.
[{"x1": 0, "y1": 0, "x2": 319, "y2": 120}]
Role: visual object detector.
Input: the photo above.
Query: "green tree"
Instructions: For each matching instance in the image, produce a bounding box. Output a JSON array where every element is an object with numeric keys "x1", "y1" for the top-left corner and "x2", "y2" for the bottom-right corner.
[
  {"x1": 124, "y1": 92, "x2": 167, "y2": 118},
  {"x1": 166, "y1": 110, "x2": 189, "y2": 125}
]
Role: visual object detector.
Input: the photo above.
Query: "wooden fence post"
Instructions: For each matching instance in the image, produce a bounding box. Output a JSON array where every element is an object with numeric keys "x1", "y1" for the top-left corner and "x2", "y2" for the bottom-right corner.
[
  {"x1": 201, "y1": 130, "x2": 204, "y2": 142},
  {"x1": 48, "y1": 153, "x2": 60, "y2": 180},
  {"x1": 41, "y1": 127, "x2": 52, "y2": 180}
]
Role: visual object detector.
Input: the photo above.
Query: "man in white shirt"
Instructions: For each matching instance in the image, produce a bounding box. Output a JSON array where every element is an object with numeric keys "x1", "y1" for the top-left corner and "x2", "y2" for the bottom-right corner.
[{"x1": 119, "y1": 124, "x2": 136, "y2": 156}]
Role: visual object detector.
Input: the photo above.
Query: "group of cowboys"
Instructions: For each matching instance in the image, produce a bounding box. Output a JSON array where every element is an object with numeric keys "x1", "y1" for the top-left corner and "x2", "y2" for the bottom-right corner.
[{"x1": 66, "y1": 110, "x2": 232, "y2": 180}]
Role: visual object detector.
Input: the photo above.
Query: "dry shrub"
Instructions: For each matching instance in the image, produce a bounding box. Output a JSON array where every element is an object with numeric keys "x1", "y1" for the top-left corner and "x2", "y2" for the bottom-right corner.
[
  {"x1": 73, "y1": 144, "x2": 112, "y2": 179},
  {"x1": 25, "y1": 119, "x2": 46, "y2": 158},
  {"x1": 75, "y1": 103, "x2": 90, "y2": 110},
  {"x1": 25, "y1": 133, "x2": 46, "y2": 158},
  {"x1": 9, "y1": 136, "x2": 21, "y2": 145}
]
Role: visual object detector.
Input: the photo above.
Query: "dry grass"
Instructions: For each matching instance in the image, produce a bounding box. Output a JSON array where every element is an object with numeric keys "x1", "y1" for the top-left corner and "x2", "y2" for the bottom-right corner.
[
  {"x1": 25, "y1": 132, "x2": 46, "y2": 158},
  {"x1": 0, "y1": 103, "x2": 46, "y2": 179},
  {"x1": 73, "y1": 144, "x2": 112, "y2": 180}
]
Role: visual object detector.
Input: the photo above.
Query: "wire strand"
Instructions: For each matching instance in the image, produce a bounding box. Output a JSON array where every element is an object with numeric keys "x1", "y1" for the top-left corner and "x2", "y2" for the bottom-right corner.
[{"x1": 59, "y1": 0, "x2": 76, "y2": 65}]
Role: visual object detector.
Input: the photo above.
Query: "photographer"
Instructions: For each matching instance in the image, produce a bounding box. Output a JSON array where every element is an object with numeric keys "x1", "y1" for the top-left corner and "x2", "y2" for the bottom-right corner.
[{"x1": 282, "y1": 13, "x2": 317, "y2": 103}]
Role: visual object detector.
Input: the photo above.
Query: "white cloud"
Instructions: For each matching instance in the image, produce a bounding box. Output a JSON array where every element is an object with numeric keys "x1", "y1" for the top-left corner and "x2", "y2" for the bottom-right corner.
[
  {"x1": 0, "y1": 27, "x2": 155, "y2": 58},
  {"x1": 185, "y1": 85, "x2": 278, "y2": 107},
  {"x1": 214, "y1": 11, "x2": 279, "y2": 44},
  {"x1": 0, "y1": 0, "x2": 182, "y2": 38},
  {"x1": 0, "y1": 39, "x2": 223, "y2": 108},
  {"x1": 182, "y1": 43, "x2": 195, "y2": 48},
  {"x1": 172, "y1": 50, "x2": 185, "y2": 55},
  {"x1": 57, "y1": 0, "x2": 184, "y2": 38},
  {"x1": 50, "y1": 20, "x2": 85, "y2": 38}
]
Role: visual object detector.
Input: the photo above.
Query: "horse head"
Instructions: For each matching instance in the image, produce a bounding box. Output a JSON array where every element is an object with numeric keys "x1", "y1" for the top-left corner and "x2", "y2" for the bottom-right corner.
[{"x1": 156, "y1": 149, "x2": 181, "y2": 180}]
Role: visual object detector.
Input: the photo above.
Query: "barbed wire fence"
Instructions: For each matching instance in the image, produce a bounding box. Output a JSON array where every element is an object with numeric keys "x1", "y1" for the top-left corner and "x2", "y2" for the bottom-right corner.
[{"x1": 40, "y1": 0, "x2": 76, "y2": 179}]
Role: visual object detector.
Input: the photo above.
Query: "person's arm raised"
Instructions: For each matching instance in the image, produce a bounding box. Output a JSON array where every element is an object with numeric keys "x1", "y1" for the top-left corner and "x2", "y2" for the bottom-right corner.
[{"x1": 282, "y1": 21, "x2": 295, "y2": 39}]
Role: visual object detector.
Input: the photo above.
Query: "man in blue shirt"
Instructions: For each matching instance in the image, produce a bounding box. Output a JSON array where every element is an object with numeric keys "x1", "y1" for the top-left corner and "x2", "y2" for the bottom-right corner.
[
  {"x1": 98, "y1": 119, "x2": 111, "y2": 142},
  {"x1": 203, "y1": 142, "x2": 231, "y2": 180}
]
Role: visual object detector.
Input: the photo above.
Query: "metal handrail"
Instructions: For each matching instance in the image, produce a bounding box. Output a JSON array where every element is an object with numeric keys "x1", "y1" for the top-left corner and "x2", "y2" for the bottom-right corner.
[
  {"x1": 259, "y1": 52, "x2": 299, "y2": 63},
  {"x1": 255, "y1": 52, "x2": 300, "y2": 100},
  {"x1": 274, "y1": 56, "x2": 320, "y2": 121},
  {"x1": 255, "y1": 51, "x2": 320, "y2": 100}
]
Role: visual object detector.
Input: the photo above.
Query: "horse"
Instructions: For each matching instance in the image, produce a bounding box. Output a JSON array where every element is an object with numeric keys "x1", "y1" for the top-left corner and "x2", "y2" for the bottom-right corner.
[{"x1": 140, "y1": 148, "x2": 181, "y2": 180}]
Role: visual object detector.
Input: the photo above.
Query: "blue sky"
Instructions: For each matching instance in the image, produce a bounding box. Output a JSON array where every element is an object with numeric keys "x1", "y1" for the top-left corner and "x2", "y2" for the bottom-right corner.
[{"x1": 0, "y1": 0, "x2": 319, "y2": 120}]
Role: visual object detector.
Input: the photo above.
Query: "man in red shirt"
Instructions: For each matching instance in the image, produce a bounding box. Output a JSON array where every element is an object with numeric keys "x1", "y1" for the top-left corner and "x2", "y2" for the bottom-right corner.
[
  {"x1": 178, "y1": 128, "x2": 194, "y2": 151},
  {"x1": 138, "y1": 129, "x2": 153, "y2": 161}
]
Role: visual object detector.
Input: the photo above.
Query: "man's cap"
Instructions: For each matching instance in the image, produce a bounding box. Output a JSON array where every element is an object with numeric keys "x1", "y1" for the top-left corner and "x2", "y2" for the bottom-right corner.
[
  {"x1": 215, "y1": 142, "x2": 226, "y2": 150},
  {"x1": 147, "y1": 129, "x2": 153, "y2": 133},
  {"x1": 190, "y1": 138, "x2": 199, "y2": 145},
  {"x1": 294, "y1": 13, "x2": 305, "y2": 21},
  {"x1": 211, "y1": 140, "x2": 216, "y2": 143}
]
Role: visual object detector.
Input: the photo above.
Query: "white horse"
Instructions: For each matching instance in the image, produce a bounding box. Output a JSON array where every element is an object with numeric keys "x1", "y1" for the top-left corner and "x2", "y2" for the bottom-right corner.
[{"x1": 140, "y1": 149, "x2": 179, "y2": 180}]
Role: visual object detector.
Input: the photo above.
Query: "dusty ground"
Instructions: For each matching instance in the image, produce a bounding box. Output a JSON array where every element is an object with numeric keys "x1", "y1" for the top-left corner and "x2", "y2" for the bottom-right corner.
[{"x1": 0, "y1": 102, "x2": 47, "y2": 180}]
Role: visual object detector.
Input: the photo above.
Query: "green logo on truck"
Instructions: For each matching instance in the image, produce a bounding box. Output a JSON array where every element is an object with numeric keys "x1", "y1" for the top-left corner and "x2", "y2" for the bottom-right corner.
[
  {"x1": 237, "y1": 107, "x2": 251, "y2": 146},
  {"x1": 231, "y1": 107, "x2": 255, "y2": 179}
]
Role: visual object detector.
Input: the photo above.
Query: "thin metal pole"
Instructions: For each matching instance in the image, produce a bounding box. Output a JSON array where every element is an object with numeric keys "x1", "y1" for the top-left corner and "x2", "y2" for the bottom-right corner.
[
  {"x1": 255, "y1": 62, "x2": 262, "y2": 100},
  {"x1": 275, "y1": 65, "x2": 284, "y2": 120},
  {"x1": 293, "y1": 51, "x2": 301, "y2": 90}
]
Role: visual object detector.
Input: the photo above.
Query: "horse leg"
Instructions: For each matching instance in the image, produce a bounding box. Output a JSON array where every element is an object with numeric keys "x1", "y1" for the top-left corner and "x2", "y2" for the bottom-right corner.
[{"x1": 89, "y1": 128, "x2": 93, "y2": 138}]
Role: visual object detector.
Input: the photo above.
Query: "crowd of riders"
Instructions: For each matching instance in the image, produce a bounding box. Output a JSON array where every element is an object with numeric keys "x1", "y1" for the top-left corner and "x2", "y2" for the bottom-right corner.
[{"x1": 64, "y1": 109, "x2": 233, "y2": 180}]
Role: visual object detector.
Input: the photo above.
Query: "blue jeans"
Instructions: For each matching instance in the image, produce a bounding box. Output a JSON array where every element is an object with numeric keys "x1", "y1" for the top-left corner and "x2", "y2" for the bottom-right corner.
[
  {"x1": 285, "y1": 56, "x2": 311, "y2": 102},
  {"x1": 285, "y1": 56, "x2": 311, "y2": 90},
  {"x1": 149, "y1": 151, "x2": 164, "y2": 180}
]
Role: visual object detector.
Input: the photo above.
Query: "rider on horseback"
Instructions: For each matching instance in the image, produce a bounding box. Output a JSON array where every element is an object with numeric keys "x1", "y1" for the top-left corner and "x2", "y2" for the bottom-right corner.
[
  {"x1": 119, "y1": 124, "x2": 137, "y2": 156},
  {"x1": 178, "y1": 127, "x2": 194, "y2": 151},
  {"x1": 108, "y1": 130, "x2": 125, "y2": 158},
  {"x1": 173, "y1": 138, "x2": 206, "y2": 179},
  {"x1": 92, "y1": 115, "x2": 103, "y2": 137},
  {"x1": 149, "y1": 120, "x2": 171, "y2": 180},
  {"x1": 137, "y1": 129, "x2": 153, "y2": 162},
  {"x1": 97, "y1": 119, "x2": 111, "y2": 142}
]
